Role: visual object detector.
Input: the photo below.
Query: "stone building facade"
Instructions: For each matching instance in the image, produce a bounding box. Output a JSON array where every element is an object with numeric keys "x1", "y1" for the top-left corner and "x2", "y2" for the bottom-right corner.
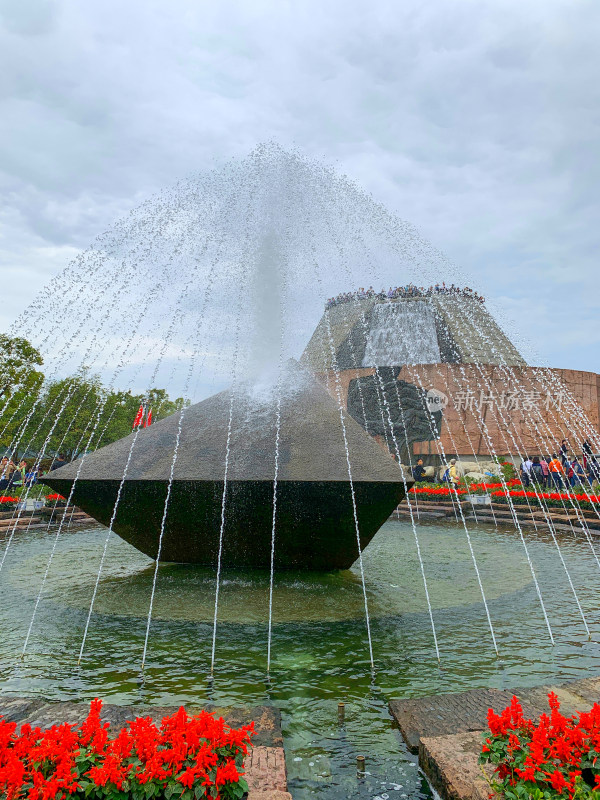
[{"x1": 302, "y1": 295, "x2": 600, "y2": 462}]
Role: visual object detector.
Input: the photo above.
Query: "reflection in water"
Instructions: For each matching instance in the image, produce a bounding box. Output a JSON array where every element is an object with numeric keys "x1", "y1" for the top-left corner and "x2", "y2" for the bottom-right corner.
[{"x1": 2, "y1": 519, "x2": 600, "y2": 799}]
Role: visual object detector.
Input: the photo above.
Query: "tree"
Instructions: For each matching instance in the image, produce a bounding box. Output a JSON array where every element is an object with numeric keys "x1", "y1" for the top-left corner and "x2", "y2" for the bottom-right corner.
[
  {"x1": 0, "y1": 385, "x2": 44, "y2": 457},
  {"x1": 0, "y1": 354, "x2": 188, "y2": 460},
  {"x1": 28, "y1": 378, "x2": 189, "y2": 460},
  {"x1": 26, "y1": 369, "x2": 108, "y2": 461},
  {"x1": 98, "y1": 387, "x2": 188, "y2": 446},
  {"x1": 0, "y1": 334, "x2": 44, "y2": 401}
]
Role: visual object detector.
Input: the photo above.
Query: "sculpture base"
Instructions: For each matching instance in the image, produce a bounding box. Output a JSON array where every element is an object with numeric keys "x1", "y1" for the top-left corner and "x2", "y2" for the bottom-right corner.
[{"x1": 42, "y1": 478, "x2": 406, "y2": 570}]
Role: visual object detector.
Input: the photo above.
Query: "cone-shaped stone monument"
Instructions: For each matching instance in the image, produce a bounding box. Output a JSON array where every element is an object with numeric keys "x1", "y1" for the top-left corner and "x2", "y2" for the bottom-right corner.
[{"x1": 44, "y1": 362, "x2": 410, "y2": 570}]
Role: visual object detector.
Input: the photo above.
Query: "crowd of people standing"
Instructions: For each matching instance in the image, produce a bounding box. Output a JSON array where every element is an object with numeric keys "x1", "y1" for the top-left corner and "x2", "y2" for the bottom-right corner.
[
  {"x1": 410, "y1": 440, "x2": 599, "y2": 492},
  {"x1": 0, "y1": 453, "x2": 67, "y2": 492},
  {"x1": 326, "y1": 283, "x2": 485, "y2": 309},
  {"x1": 519, "y1": 439, "x2": 599, "y2": 489}
]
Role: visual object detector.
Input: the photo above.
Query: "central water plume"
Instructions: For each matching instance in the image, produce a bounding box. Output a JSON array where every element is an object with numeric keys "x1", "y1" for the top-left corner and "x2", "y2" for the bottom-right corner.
[{"x1": 9, "y1": 143, "x2": 469, "y2": 402}]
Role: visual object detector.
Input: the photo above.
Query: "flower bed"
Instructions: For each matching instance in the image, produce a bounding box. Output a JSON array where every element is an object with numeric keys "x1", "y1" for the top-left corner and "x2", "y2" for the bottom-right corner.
[
  {"x1": 500, "y1": 461, "x2": 518, "y2": 481},
  {"x1": 0, "y1": 699, "x2": 253, "y2": 800},
  {"x1": 410, "y1": 485, "x2": 468, "y2": 497},
  {"x1": 409, "y1": 479, "x2": 520, "y2": 499},
  {"x1": 480, "y1": 692, "x2": 600, "y2": 797},
  {"x1": 491, "y1": 489, "x2": 600, "y2": 511},
  {"x1": 0, "y1": 496, "x2": 19, "y2": 510},
  {"x1": 45, "y1": 494, "x2": 67, "y2": 508},
  {"x1": 408, "y1": 482, "x2": 600, "y2": 511}
]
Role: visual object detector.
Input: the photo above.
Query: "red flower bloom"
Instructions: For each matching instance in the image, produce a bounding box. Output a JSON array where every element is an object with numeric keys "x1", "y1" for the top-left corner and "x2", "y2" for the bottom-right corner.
[
  {"x1": 549, "y1": 769, "x2": 567, "y2": 792},
  {"x1": 515, "y1": 764, "x2": 536, "y2": 781},
  {"x1": 215, "y1": 759, "x2": 241, "y2": 785},
  {"x1": 0, "y1": 699, "x2": 253, "y2": 800},
  {"x1": 481, "y1": 693, "x2": 600, "y2": 797}
]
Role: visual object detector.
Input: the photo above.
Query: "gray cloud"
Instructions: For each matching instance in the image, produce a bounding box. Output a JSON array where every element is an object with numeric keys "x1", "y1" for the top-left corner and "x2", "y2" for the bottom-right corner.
[
  {"x1": 0, "y1": 0, "x2": 58, "y2": 36},
  {"x1": 0, "y1": 0, "x2": 598, "y2": 374}
]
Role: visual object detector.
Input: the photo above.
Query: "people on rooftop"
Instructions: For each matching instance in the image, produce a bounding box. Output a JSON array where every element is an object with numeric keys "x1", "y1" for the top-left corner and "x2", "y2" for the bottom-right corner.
[{"x1": 325, "y1": 282, "x2": 485, "y2": 309}]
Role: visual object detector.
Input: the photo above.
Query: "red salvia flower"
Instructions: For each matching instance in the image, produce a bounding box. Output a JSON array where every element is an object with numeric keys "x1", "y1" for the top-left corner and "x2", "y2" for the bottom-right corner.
[
  {"x1": 481, "y1": 693, "x2": 600, "y2": 797},
  {"x1": 0, "y1": 700, "x2": 253, "y2": 800}
]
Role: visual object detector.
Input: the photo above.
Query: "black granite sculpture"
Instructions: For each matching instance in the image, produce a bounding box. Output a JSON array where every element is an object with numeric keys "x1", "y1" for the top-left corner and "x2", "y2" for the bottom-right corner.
[{"x1": 44, "y1": 362, "x2": 410, "y2": 570}]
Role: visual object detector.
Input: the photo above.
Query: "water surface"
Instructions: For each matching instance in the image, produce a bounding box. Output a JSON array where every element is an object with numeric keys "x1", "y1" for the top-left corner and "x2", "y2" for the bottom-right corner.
[{"x1": 2, "y1": 519, "x2": 600, "y2": 799}]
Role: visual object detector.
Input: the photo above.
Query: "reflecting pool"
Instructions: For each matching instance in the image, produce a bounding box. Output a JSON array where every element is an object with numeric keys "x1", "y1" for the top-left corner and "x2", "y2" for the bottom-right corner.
[{"x1": 2, "y1": 519, "x2": 600, "y2": 799}]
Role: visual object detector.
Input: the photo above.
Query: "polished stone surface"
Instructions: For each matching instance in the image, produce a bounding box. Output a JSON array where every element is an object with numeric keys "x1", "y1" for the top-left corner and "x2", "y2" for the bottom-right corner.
[{"x1": 44, "y1": 362, "x2": 409, "y2": 569}]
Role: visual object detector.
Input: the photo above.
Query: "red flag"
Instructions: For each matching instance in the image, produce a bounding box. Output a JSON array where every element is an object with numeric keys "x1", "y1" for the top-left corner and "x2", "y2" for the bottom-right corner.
[
  {"x1": 133, "y1": 405, "x2": 144, "y2": 429},
  {"x1": 145, "y1": 409, "x2": 152, "y2": 427}
]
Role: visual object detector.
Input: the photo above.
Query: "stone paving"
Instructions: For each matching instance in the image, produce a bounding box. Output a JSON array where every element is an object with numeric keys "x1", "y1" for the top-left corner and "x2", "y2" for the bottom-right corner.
[
  {"x1": 0, "y1": 696, "x2": 290, "y2": 800},
  {"x1": 0, "y1": 507, "x2": 95, "y2": 534},
  {"x1": 390, "y1": 688, "x2": 539, "y2": 754},
  {"x1": 245, "y1": 746, "x2": 291, "y2": 800},
  {"x1": 393, "y1": 501, "x2": 600, "y2": 535},
  {"x1": 390, "y1": 676, "x2": 600, "y2": 800},
  {"x1": 419, "y1": 732, "x2": 492, "y2": 800}
]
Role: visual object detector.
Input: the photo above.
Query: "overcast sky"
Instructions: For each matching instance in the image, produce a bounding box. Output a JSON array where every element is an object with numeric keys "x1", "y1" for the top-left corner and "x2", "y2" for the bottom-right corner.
[{"x1": 1, "y1": 0, "x2": 598, "y2": 374}]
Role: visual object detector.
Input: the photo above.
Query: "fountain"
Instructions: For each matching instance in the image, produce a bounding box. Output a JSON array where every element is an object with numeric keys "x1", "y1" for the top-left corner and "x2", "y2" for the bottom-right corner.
[
  {"x1": 43, "y1": 361, "x2": 409, "y2": 570},
  {"x1": 3, "y1": 144, "x2": 600, "y2": 799}
]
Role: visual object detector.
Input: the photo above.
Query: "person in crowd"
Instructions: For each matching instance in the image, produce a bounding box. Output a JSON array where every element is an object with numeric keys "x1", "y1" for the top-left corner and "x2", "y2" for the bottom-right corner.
[
  {"x1": 539, "y1": 455, "x2": 550, "y2": 488},
  {"x1": 448, "y1": 458, "x2": 460, "y2": 486},
  {"x1": 325, "y1": 283, "x2": 486, "y2": 309},
  {"x1": 519, "y1": 456, "x2": 532, "y2": 487},
  {"x1": 412, "y1": 458, "x2": 426, "y2": 482},
  {"x1": 24, "y1": 464, "x2": 38, "y2": 488},
  {"x1": 582, "y1": 439, "x2": 592, "y2": 470},
  {"x1": 559, "y1": 439, "x2": 569, "y2": 469},
  {"x1": 569, "y1": 457, "x2": 585, "y2": 488},
  {"x1": 587, "y1": 456, "x2": 600, "y2": 487},
  {"x1": 530, "y1": 456, "x2": 545, "y2": 487},
  {"x1": 0, "y1": 456, "x2": 9, "y2": 489},
  {"x1": 0, "y1": 457, "x2": 15, "y2": 491},
  {"x1": 50, "y1": 453, "x2": 67, "y2": 471},
  {"x1": 10, "y1": 460, "x2": 28, "y2": 488},
  {"x1": 548, "y1": 454, "x2": 565, "y2": 489}
]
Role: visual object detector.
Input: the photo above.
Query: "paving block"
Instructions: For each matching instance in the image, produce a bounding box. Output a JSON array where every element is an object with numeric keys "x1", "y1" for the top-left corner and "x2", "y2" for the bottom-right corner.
[{"x1": 420, "y1": 731, "x2": 494, "y2": 800}]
